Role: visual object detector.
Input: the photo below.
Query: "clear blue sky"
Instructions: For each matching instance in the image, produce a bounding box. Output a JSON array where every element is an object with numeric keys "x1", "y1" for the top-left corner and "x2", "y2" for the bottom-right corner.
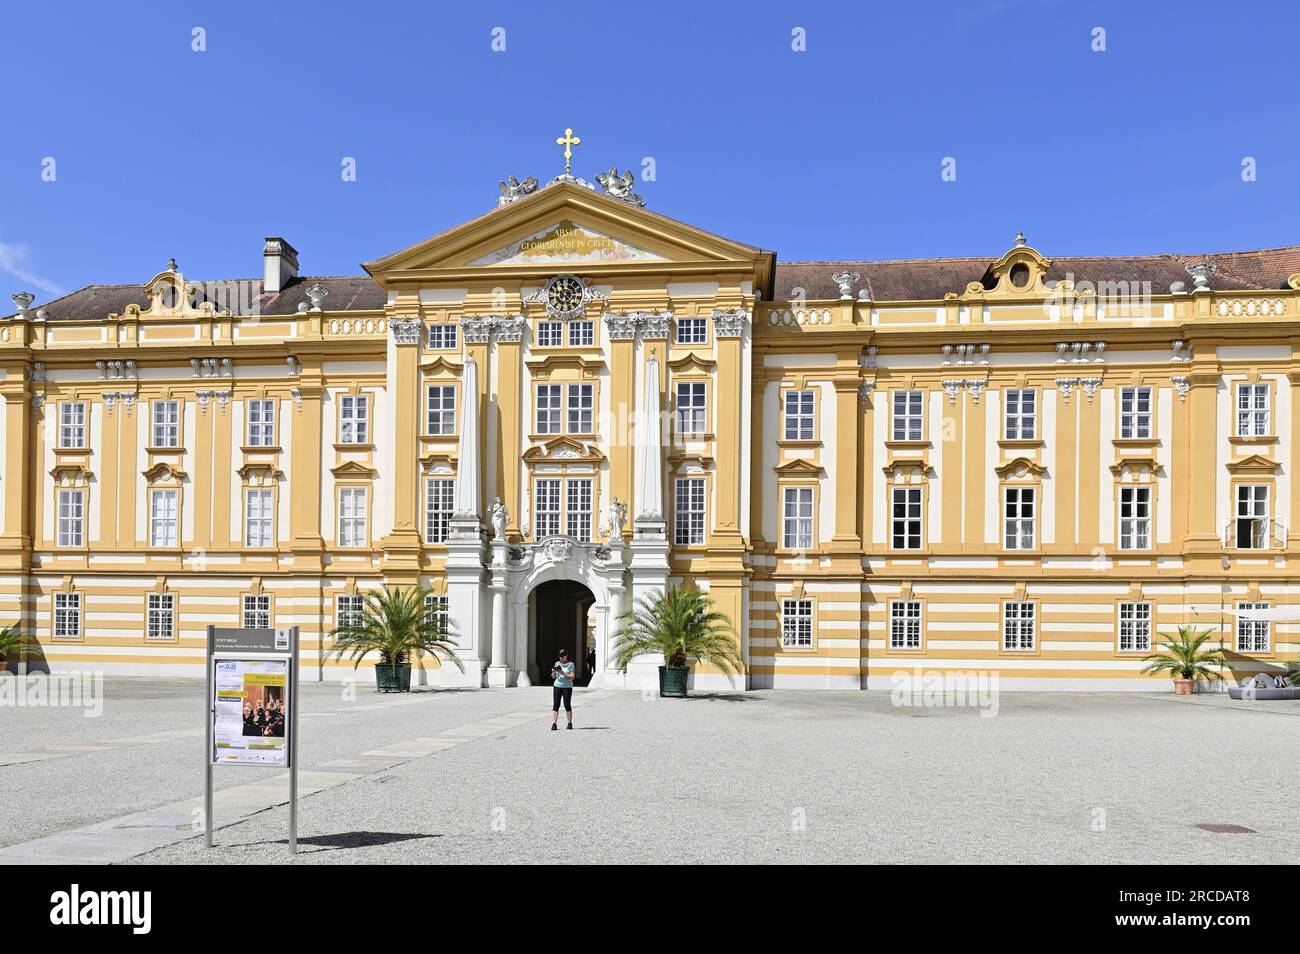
[{"x1": 3, "y1": 0, "x2": 1298, "y2": 300}]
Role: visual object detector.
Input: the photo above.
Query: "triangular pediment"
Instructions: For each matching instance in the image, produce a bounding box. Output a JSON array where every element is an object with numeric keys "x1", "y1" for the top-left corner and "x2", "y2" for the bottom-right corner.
[
  {"x1": 1226, "y1": 453, "x2": 1279, "y2": 474},
  {"x1": 774, "y1": 458, "x2": 823, "y2": 476}
]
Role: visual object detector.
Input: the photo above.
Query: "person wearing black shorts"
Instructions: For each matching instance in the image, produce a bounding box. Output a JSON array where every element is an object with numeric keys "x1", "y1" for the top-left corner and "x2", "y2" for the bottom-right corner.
[{"x1": 550, "y1": 647, "x2": 574, "y2": 730}]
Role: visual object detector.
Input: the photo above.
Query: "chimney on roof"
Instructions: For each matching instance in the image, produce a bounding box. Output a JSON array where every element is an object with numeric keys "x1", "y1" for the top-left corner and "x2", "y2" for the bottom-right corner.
[{"x1": 263, "y1": 237, "x2": 299, "y2": 294}]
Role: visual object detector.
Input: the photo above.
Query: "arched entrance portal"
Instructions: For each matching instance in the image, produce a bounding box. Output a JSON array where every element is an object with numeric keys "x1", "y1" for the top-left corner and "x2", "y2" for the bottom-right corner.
[{"x1": 529, "y1": 580, "x2": 597, "y2": 686}]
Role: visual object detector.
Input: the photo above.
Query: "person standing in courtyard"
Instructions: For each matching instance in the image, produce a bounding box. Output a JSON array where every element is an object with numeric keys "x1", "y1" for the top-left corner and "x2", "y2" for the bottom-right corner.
[{"x1": 551, "y1": 648, "x2": 574, "y2": 730}]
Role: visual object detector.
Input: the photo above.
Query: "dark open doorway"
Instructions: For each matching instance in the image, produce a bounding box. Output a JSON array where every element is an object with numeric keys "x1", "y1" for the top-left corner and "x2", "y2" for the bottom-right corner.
[{"x1": 531, "y1": 580, "x2": 596, "y2": 686}]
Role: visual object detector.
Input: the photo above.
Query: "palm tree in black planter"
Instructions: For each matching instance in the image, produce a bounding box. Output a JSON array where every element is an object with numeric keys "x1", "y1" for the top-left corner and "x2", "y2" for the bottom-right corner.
[
  {"x1": 0, "y1": 622, "x2": 26, "y2": 674},
  {"x1": 327, "y1": 586, "x2": 462, "y2": 692},
  {"x1": 1142, "y1": 625, "x2": 1227, "y2": 695},
  {"x1": 612, "y1": 585, "x2": 741, "y2": 697}
]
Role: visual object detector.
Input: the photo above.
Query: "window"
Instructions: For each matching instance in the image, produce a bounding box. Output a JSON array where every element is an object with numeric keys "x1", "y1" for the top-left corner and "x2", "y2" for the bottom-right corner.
[
  {"x1": 1236, "y1": 383, "x2": 1269, "y2": 437},
  {"x1": 59, "y1": 402, "x2": 87, "y2": 449},
  {"x1": 340, "y1": 394, "x2": 369, "y2": 444},
  {"x1": 426, "y1": 386, "x2": 456, "y2": 436},
  {"x1": 147, "y1": 594, "x2": 175, "y2": 641},
  {"x1": 242, "y1": 594, "x2": 270, "y2": 630},
  {"x1": 1234, "y1": 484, "x2": 1269, "y2": 549},
  {"x1": 1003, "y1": 601, "x2": 1036, "y2": 651},
  {"x1": 784, "y1": 390, "x2": 815, "y2": 440},
  {"x1": 534, "y1": 479, "x2": 562, "y2": 538},
  {"x1": 247, "y1": 398, "x2": 276, "y2": 446},
  {"x1": 244, "y1": 489, "x2": 274, "y2": 548},
  {"x1": 675, "y1": 382, "x2": 707, "y2": 435},
  {"x1": 568, "y1": 320, "x2": 594, "y2": 347},
  {"x1": 537, "y1": 322, "x2": 563, "y2": 347},
  {"x1": 674, "y1": 477, "x2": 706, "y2": 545},
  {"x1": 891, "y1": 487, "x2": 922, "y2": 549},
  {"x1": 1117, "y1": 601, "x2": 1152, "y2": 653},
  {"x1": 892, "y1": 390, "x2": 925, "y2": 441},
  {"x1": 1236, "y1": 602, "x2": 1270, "y2": 654},
  {"x1": 567, "y1": 384, "x2": 594, "y2": 434},
  {"x1": 424, "y1": 595, "x2": 450, "y2": 635},
  {"x1": 535, "y1": 384, "x2": 562, "y2": 434},
  {"x1": 427, "y1": 323, "x2": 458, "y2": 350},
  {"x1": 782, "y1": 487, "x2": 814, "y2": 550},
  {"x1": 338, "y1": 487, "x2": 368, "y2": 547},
  {"x1": 565, "y1": 479, "x2": 593, "y2": 541},
  {"x1": 53, "y1": 593, "x2": 81, "y2": 639},
  {"x1": 1118, "y1": 386, "x2": 1152, "y2": 439},
  {"x1": 149, "y1": 489, "x2": 179, "y2": 548},
  {"x1": 425, "y1": 478, "x2": 454, "y2": 543},
  {"x1": 1118, "y1": 486, "x2": 1151, "y2": 550},
  {"x1": 336, "y1": 594, "x2": 364, "y2": 632},
  {"x1": 1003, "y1": 487, "x2": 1035, "y2": 550},
  {"x1": 57, "y1": 489, "x2": 84, "y2": 547},
  {"x1": 676, "y1": 317, "x2": 707, "y2": 345},
  {"x1": 781, "y1": 599, "x2": 814, "y2": 649},
  {"x1": 1004, "y1": 389, "x2": 1036, "y2": 440},
  {"x1": 151, "y1": 400, "x2": 181, "y2": 448},
  {"x1": 889, "y1": 600, "x2": 922, "y2": 651}
]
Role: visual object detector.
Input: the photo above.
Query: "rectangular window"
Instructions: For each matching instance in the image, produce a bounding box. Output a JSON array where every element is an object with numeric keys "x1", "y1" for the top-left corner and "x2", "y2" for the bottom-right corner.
[
  {"x1": 784, "y1": 389, "x2": 815, "y2": 441},
  {"x1": 147, "y1": 594, "x2": 175, "y2": 641},
  {"x1": 780, "y1": 599, "x2": 814, "y2": 649},
  {"x1": 53, "y1": 593, "x2": 81, "y2": 639},
  {"x1": 891, "y1": 487, "x2": 922, "y2": 550},
  {"x1": 424, "y1": 478, "x2": 454, "y2": 543},
  {"x1": 1004, "y1": 389, "x2": 1036, "y2": 440},
  {"x1": 892, "y1": 390, "x2": 925, "y2": 441},
  {"x1": 567, "y1": 384, "x2": 594, "y2": 434},
  {"x1": 59, "y1": 402, "x2": 87, "y2": 449},
  {"x1": 426, "y1": 323, "x2": 458, "y2": 350},
  {"x1": 565, "y1": 479, "x2": 593, "y2": 541},
  {"x1": 1003, "y1": 487, "x2": 1035, "y2": 550},
  {"x1": 782, "y1": 486, "x2": 814, "y2": 550},
  {"x1": 674, "y1": 477, "x2": 706, "y2": 546},
  {"x1": 149, "y1": 489, "x2": 179, "y2": 548},
  {"x1": 1235, "y1": 484, "x2": 1269, "y2": 549},
  {"x1": 151, "y1": 400, "x2": 181, "y2": 448},
  {"x1": 57, "y1": 489, "x2": 85, "y2": 547},
  {"x1": 675, "y1": 381, "x2": 707, "y2": 435},
  {"x1": 1002, "y1": 601, "x2": 1036, "y2": 651},
  {"x1": 246, "y1": 398, "x2": 276, "y2": 446},
  {"x1": 1118, "y1": 386, "x2": 1153, "y2": 440},
  {"x1": 244, "y1": 489, "x2": 274, "y2": 548},
  {"x1": 1236, "y1": 383, "x2": 1269, "y2": 437},
  {"x1": 338, "y1": 487, "x2": 368, "y2": 547},
  {"x1": 534, "y1": 479, "x2": 562, "y2": 539},
  {"x1": 426, "y1": 386, "x2": 456, "y2": 436},
  {"x1": 676, "y1": 317, "x2": 707, "y2": 345},
  {"x1": 889, "y1": 600, "x2": 923, "y2": 651},
  {"x1": 339, "y1": 394, "x2": 369, "y2": 444},
  {"x1": 242, "y1": 594, "x2": 270, "y2": 630},
  {"x1": 567, "y1": 320, "x2": 594, "y2": 347},
  {"x1": 424, "y1": 595, "x2": 450, "y2": 636},
  {"x1": 336, "y1": 594, "x2": 364, "y2": 632},
  {"x1": 1117, "y1": 601, "x2": 1152, "y2": 653},
  {"x1": 1235, "y1": 602, "x2": 1270, "y2": 653},
  {"x1": 535, "y1": 384, "x2": 562, "y2": 434},
  {"x1": 537, "y1": 322, "x2": 563, "y2": 347},
  {"x1": 1118, "y1": 486, "x2": 1152, "y2": 550}
]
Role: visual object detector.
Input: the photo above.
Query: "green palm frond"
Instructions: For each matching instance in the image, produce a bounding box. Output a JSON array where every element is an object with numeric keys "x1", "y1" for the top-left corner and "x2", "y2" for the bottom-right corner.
[
  {"x1": 0, "y1": 623, "x2": 25, "y2": 662},
  {"x1": 1141, "y1": 625, "x2": 1227, "y2": 681},
  {"x1": 326, "y1": 586, "x2": 464, "y2": 673},
  {"x1": 612, "y1": 585, "x2": 741, "y2": 674}
]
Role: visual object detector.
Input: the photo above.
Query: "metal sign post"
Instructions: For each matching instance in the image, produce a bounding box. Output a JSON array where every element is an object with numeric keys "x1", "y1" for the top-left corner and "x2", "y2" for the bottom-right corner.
[{"x1": 205, "y1": 625, "x2": 300, "y2": 855}]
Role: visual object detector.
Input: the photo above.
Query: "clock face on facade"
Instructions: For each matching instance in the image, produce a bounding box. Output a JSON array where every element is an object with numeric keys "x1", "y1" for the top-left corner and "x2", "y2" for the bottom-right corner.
[{"x1": 544, "y1": 275, "x2": 585, "y2": 318}]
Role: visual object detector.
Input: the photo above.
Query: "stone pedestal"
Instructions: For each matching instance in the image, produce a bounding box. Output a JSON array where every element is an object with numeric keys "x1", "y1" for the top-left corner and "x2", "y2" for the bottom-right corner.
[{"x1": 441, "y1": 514, "x2": 489, "y2": 687}]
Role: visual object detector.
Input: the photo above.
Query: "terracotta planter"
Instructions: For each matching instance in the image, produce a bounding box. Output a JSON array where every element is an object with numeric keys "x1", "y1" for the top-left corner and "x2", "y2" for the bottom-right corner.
[{"x1": 1173, "y1": 678, "x2": 1194, "y2": 695}]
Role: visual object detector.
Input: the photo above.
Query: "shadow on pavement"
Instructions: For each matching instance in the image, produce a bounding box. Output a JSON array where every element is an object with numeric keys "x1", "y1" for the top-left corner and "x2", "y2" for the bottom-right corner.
[{"x1": 254, "y1": 831, "x2": 441, "y2": 851}]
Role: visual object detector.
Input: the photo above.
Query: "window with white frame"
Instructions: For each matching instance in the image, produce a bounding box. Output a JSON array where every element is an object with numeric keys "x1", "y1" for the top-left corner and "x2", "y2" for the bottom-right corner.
[
  {"x1": 674, "y1": 477, "x2": 706, "y2": 545},
  {"x1": 57, "y1": 489, "x2": 85, "y2": 547},
  {"x1": 151, "y1": 400, "x2": 181, "y2": 448},
  {"x1": 567, "y1": 384, "x2": 594, "y2": 434},
  {"x1": 244, "y1": 489, "x2": 274, "y2": 548},
  {"x1": 565, "y1": 479, "x2": 593, "y2": 541},
  {"x1": 675, "y1": 381, "x2": 707, "y2": 435},
  {"x1": 567, "y1": 320, "x2": 594, "y2": 347},
  {"x1": 891, "y1": 487, "x2": 922, "y2": 549},
  {"x1": 247, "y1": 398, "x2": 276, "y2": 446},
  {"x1": 426, "y1": 323, "x2": 458, "y2": 350},
  {"x1": 535, "y1": 384, "x2": 562, "y2": 434},
  {"x1": 1118, "y1": 486, "x2": 1152, "y2": 550},
  {"x1": 242, "y1": 594, "x2": 270, "y2": 629},
  {"x1": 1234, "y1": 484, "x2": 1269, "y2": 549},
  {"x1": 336, "y1": 594, "x2": 364, "y2": 632},
  {"x1": 1117, "y1": 601, "x2": 1152, "y2": 653},
  {"x1": 149, "y1": 489, "x2": 179, "y2": 548},
  {"x1": 147, "y1": 593, "x2": 175, "y2": 641},
  {"x1": 892, "y1": 390, "x2": 925, "y2": 441},
  {"x1": 424, "y1": 595, "x2": 450, "y2": 635},
  {"x1": 1236, "y1": 383, "x2": 1269, "y2": 437},
  {"x1": 1004, "y1": 389, "x2": 1036, "y2": 440},
  {"x1": 784, "y1": 389, "x2": 815, "y2": 440},
  {"x1": 1235, "y1": 602, "x2": 1270, "y2": 653},
  {"x1": 537, "y1": 322, "x2": 563, "y2": 347},
  {"x1": 889, "y1": 600, "x2": 922, "y2": 650},
  {"x1": 426, "y1": 386, "x2": 456, "y2": 436},
  {"x1": 676, "y1": 317, "x2": 707, "y2": 345},
  {"x1": 1002, "y1": 601, "x2": 1036, "y2": 651},
  {"x1": 1003, "y1": 487, "x2": 1035, "y2": 550},
  {"x1": 780, "y1": 598, "x2": 814, "y2": 649},
  {"x1": 339, "y1": 394, "x2": 369, "y2": 444},
  {"x1": 53, "y1": 592, "x2": 81, "y2": 639},
  {"x1": 425, "y1": 478, "x2": 454, "y2": 543},
  {"x1": 59, "y1": 402, "x2": 87, "y2": 449},
  {"x1": 338, "y1": 487, "x2": 368, "y2": 547},
  {"x1": 1118, "y1": 386, "x2": 1152, "y2": 439},
  {"x1": 782, "y1": 486, "x2": 814, "y2": 550},
  {"x1": 534, "y1": 479, "x2": 562, "y2": 538}
]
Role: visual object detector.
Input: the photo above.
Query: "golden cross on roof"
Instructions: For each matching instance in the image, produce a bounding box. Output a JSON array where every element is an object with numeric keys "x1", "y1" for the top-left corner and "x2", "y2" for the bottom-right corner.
[{"x1": 555, "y1": 127, "x2": 581, "y2": 176}]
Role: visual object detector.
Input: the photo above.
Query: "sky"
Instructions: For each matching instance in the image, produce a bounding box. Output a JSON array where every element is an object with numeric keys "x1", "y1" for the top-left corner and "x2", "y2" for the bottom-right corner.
[{"x1": 3, "y1": 0, "x2": 1298, "y2": 301}]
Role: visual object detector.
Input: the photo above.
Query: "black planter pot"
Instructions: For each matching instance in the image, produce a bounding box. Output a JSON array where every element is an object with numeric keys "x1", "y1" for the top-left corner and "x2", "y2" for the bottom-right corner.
[
  {"x1": 658, "y1": 665, "x2": 689, "y2": 698},
  {"x1": 375, "y1": 662, "x2": 412, "y2": 692}
]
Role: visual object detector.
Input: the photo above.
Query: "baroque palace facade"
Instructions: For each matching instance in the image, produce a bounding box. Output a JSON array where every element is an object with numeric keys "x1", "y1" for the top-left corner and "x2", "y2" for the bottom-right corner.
[{"x1": 3, "y1": 165, "x2": 1300, "y2": 690}]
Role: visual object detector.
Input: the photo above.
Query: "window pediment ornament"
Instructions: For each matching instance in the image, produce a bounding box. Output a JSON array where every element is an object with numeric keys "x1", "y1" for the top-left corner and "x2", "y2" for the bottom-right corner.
[
  {"x1": 1109, "y1": 455, "x2": 1160, "y2": 480},
  {"x1": 49, "y1": 463, "x2": 92, "y2": 485},
  {"x1": 142, "y1": 462, "x2": 187, "y2": 483},
  {"x1": 994, "y1": 456, "x2": 1047, "y2": 479},
  {"x1": 523, "y1": 436, "x2": 605, "y2": 463},
  {"x1": 774, "y1": 458, "x2": 823, "y2": 476},
  {"x1": 330, "y1": 461, "x2": 377, "y2": 479},
  {"x1": 237, "y1": 462, "x2": 283, "y2": 484},
  {"x1": 882, "y1": 456, "x2": 930, "y2": 479},
  {"x1": 1226, "y1": 453, "x2": 1280, "y2": 475}
]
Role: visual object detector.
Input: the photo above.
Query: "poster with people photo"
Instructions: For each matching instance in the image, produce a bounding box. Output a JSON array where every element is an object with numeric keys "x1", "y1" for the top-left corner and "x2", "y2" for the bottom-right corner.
[{"x1": 212, "y1": 658, "x2": 290, "y2": 765}]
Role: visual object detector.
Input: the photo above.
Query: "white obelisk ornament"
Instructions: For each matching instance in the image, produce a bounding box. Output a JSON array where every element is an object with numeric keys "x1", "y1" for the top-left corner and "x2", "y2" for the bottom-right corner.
[
  {"x1": 637, "y1": 349, "x2": 664, "y2": 519},
  {"x1": 453, "y1": 353, "x2": 480, "y2": 519}
]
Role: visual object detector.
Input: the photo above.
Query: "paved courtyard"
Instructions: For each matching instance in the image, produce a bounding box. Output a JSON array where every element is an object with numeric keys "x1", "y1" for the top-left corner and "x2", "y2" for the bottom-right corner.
[{"x1": 2, "y1": 675, "x2": 1298, "y2": 864}]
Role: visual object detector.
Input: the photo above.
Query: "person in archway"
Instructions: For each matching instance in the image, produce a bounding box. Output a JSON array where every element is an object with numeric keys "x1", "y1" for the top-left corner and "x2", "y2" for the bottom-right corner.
[
  {"x1": 585, "y1": 645, "x2": 596, "y2": 686},
  {"x1": 550, "y1": 648, "x2": 574, "y2": 730}
]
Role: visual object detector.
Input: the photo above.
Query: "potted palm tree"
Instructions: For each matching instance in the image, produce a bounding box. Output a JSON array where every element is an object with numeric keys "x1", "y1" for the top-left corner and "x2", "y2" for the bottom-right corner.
[
  {"x1": 327, "y1": 586, "x2": 463, "y2": 692},
  {"x1": 612, "y1": 586, "x2": 742, "y2": 697},
  {"x1": 1142, "y1": 625, "x2": 1227, "y2": 695},
  {"x1": 0, "y1": 623, "x2": 25, "y2": 674}
]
